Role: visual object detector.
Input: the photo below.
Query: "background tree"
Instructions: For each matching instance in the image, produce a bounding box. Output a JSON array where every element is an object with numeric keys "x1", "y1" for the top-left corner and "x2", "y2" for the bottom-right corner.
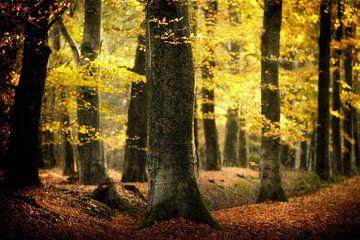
[
  {"x1": 141, "y1": 0, "x2": 220, "y2": 228},
  {"x1": 122, "y1": 33, "x2": 148, "y2": 183},
  {"x1": 257, "y1": 0, "x2": 287, "y2": 203},
  {"x1": 77, "y1": 0, "x2": 107, "y2": 185},
  {"x1": 201, "y1": 0, "x2": 222, "y2": 171},
  {"x1": 315, "y1": 0, "x2": 332, "y2": 180}
]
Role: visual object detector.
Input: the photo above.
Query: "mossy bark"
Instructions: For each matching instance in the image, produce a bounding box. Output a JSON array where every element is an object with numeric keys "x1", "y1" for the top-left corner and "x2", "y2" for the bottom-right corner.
[
  {"x1": 258, "y1": 0, "x2": 287, "y2": 203},
  {"x1": 315, "y1": 0, "x2": 332, "y2": 181},
  {"x1": 142, "y1": 0, "x2": 220, "y2": 229}
]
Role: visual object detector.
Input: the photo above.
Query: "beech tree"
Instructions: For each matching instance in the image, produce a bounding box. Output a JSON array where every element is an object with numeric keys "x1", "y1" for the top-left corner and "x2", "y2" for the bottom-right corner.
[
  {"x1": 315, "y1": 0, "x2": 332, "y2": 180},
  {"x1": 201, "y1": 0, "x2": 222, "y2": 171},
  {"x1": 141, "y1": 0, "x2": 220, "y2": 228},
  {"x1": 332, "y1": 0, "x2": 344, "y2": 175},
  {"x1": 77, "y1": 0, "x2": 107, "y2": 184},
  {"x1": 122, "y1": 34, "x2": 148, "y2": 183},
  {"x1": 257, "y1": 0, "x2": 287, "y2": 203},
  {"x1": 4, "y1": 1, "x2": 67, "y2": 187}
]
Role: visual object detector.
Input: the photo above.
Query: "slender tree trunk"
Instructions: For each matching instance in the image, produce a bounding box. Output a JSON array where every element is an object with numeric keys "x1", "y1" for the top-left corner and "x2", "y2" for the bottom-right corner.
[
  {"x1": 223, "y1": 108, "x2": 238, "y2": 166},
  {"x1": 5, "y1": 2, "x2": 51, "y2": 187},
  {"x1": 309, "y1": 131, "x2": 317, "y2": 171},
  {"x1": 141, "y1": 0, "x2": 220, "y2": 229},
  {"x1": 315, "y1": 0, "x2": 332, "y2": 180},
  {"x1": 343, "y1": 26, "x2": 354, "y2": 176},
  {"x1": 238, "y1": 116, "x2": 248, "y2": 167},
  {"x1": 280, "y1": 144, "x2": 295, "y2": 169},
  {"x1": 332, "y1": 0, "x2": 343, "y2": 175},
  {"x1": 257, "y1": 0, "x2": 287, "y2": 203},
  {"x1": 300, "y1": 140, "x2": 308, "y2": 170},
  {"x1": 77, "y1": 0, "x2": 106, "y2": 184},
  {"x1": 201, "y1": 1, "x2": 222, "y2": 171},
  {"x1": 122, "y1": 35, "x2": 148, "y2": 182},
  {"x1": 354, "y1": 110, "x2": 360, "y2": 170}
]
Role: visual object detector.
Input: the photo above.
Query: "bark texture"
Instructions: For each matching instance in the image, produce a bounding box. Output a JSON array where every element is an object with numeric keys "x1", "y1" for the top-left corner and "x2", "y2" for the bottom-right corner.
[
  {"x1": 77, "y1": 0, "x2": 106, "y2": 185},
  {"x1": 141, "y1": 0, "x2": 220, "y2": 229},
  {"x1": 201, "y1": 1, "x2": 222, "y2": 171},
  {"x1": 257, "y1": 0, "x2": 287, "y2": 203},
  {"x1": 315, "y1": 0, "x2": 332, "y2": 180},
  {"x1": 5, "y1": 1, "x2": 51, "y2": 187},
  {"x1": 331, "y1": 0, "x2": 343, "y2": 175},
  {"x1": 122, "y1": 35, "x2": 148, "y2": 183},
  {"x1": 223, "y1": 108, "x2": 239, "y2": 166}
]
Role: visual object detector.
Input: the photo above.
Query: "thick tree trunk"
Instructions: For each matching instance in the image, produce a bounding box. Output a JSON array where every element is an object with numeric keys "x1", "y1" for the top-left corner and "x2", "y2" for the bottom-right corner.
[
  {"x1": 141, "y1": 0, "x2": 220, "y2": 229},
  {"x1": 257, "y1": 0, "x2": 287, "y2": 203},
  {"x1": 223, "y1": 108, "x2": 238, "y2": 166},
  {"x1": 201, "y1": 1, "x2": 222, "y2": 171},
  {"x1": 238, "y1": 117, "x2": 248, "y2": 167},
  {"x1": 332, "y1": 0, "x2": 343, "y2": 175},
  {"x1": 315, "y1": 0, "x2": 332, "y2": 180},
  {"x1": 77, "y1": 0, "x2": 106, "y2": 185},
  {"x1": 5, "y1": 2, "x2": 51, "y2": 187},
  {"x1": 122, "y1": 35, "x2": 148, "y2": 183},
  {"x1": 343, "y1": 26, "x2": 354, "y2": 176},
  {"x1": 300, "y1": 140, "x2": 308, "y2": 170}
]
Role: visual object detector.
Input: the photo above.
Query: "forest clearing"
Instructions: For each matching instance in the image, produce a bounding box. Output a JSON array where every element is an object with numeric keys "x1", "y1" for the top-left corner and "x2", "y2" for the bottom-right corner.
[
  {"x1": 0, "y1": 168, "x2": 359, "y2": 239},
  {"x1": 1, "y1": 0, "x2": 360, "y2": 239}
]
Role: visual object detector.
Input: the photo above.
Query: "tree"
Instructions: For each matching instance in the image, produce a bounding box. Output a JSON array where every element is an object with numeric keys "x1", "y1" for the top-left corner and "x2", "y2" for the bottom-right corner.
[
  {"x1": 223, "y1": 108, "x2": 239, "y2": 166},
  {"x1": 122, "y1": 34, "x2": 148, "y2": 182},
  {"x1": 257, "y1": 0, "x2": 287, "y2": 203},
  {"x1": 238, "y1": 116, "x2": 248, "y2": 167},
  {"x1": 77, "y1": 0, "x2": 107, "y2": 185},
  {"x1": 332, "y1": 0, "x2": 344, "y2": 175},
  {"x1": 201, "y1": 0, "x2": 222, "y2": 171},
  {"x1": 4, "y1": 1, "x2": 67, "y2": 187},
  {"x1": 343, "y1": 25, "x2": 354, "y2": 176},
  {"x1": 315, "y1": 0, "x2": 332, "y2": 180},
  {"x1": 141, "y1": 0, "x2": 220, "y2": 229},
  {"x1": 300, "y1": 140, "x2": 308, "y2": 170}
]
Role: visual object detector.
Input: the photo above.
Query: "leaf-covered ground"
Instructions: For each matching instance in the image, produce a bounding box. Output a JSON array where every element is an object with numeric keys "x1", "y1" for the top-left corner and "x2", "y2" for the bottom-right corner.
[{"x1": 0, "y1": 169, "x2": 359, "y2": 239}]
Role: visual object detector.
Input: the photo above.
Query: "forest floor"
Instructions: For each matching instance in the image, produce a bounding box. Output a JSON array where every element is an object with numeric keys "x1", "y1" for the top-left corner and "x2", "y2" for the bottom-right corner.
[{"x1": 0, "y1": 168, "x2": 359, "y2": 239}]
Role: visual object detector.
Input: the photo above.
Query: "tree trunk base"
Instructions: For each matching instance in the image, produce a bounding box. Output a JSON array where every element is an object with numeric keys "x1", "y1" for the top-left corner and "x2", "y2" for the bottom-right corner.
[{"x1": 140, "y1": 180, "x2": 221, "y2": 229}]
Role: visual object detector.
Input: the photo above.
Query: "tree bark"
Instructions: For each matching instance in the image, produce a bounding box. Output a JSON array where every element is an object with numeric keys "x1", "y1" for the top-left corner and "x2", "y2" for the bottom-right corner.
[
  {"x1": 315, "y1": 0, "x2": 332, "y2": 180},
  {"x1": 280, "y1": 144, "x2": 295, "y2": 169},
  {"x1": 331, "y1": 0, "x2": 343, "y2": 175},
  {"x1": 238, "y1": 116, "x2": 248, "y2": 167},
  {"x1": 257, "y1": 0, "x2": 287, "y2": 203},
  {"x1": 141, "y1": 0, "x2": 220, "y2": 229},
  {"x1": 300, "y1": 140, "x2": 308, "y2": 170},
  {"x1": 122, "y1": 35, "x2": 148, "y2": 183},
  {"x1": 77, "y1": 0, "x2": 107, "y2": 185},
  {"x1": 5, "y1": 1, "x2": 52, "y2": 187},
  {"x1": 343, "y1": 26, "x2": 354, "y2": 176},
  {"x1": 223, "y1": 108, "x2": 238, "y2": 166},
  {"x1": 201, "y1": 1, "x2": 222, "y2": 171}
]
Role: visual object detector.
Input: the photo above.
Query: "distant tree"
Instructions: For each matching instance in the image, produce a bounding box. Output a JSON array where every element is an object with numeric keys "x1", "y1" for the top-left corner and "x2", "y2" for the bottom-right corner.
[
  {"x1": 332, "y1": 0, "x2": 343, "y2": 175},
  {"x1": 257, "y1": 0, "x2": 287, "y2": 203},
  {"x1": 201, "y1": 0, "x2": 222, "y2": 171},
  {"x1": 141, "y1": 0, "x2": 220, "y2": 229},
  {"x1": 122, "y1": 34, "x2": 148, "y2": 183},
  {"x1": 343, "y1": 25, "x2": 354, "y2": 176},
  {"x1": 300, "y1": 140, "x2": 308, "y2": 170},
  {"x1": 77, "y1": 0, "x2": 107, "y2": 184},
  {"x1": 223, "y1": 108, "x2": 239, "y2": 166},
  {"x1": 238, "y1": 116, "x2": 248, "y2": 167},
  {"x1": 315, "y1": 0, "x2": 332, "y2": 180}
]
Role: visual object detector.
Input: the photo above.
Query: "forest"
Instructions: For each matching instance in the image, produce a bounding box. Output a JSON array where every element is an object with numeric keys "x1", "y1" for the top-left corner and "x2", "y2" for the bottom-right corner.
[{"x1": 0, "y1": 0, "x2": 359, "y2": 239}]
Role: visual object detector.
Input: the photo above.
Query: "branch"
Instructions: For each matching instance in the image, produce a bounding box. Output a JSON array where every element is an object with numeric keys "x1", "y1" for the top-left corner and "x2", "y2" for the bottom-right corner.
[{"x1": 57, "y1": 17, "x2": 80, "y2": 65}]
